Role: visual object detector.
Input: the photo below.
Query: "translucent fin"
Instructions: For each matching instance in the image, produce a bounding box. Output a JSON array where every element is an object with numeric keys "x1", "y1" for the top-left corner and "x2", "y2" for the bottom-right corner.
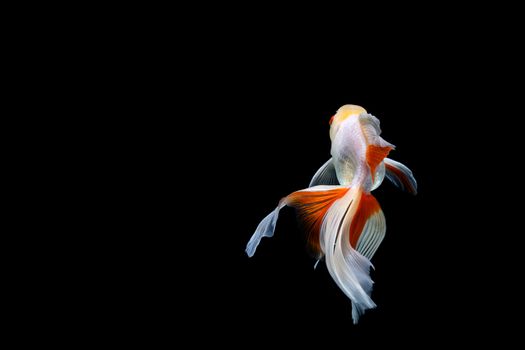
[
  {"x1": 370, "y1": 161, "x2": 386, "y2": 191},
  {"x1": 245, "y1": 201, "x2": 286, "y2": 257},
  {"x1": 287, "y1": 186, "x2": 349, "y2": 258},
  {"x1": 246, "y1": 186, "x2": 346, "y2": 258},
  {"x1": 309, "y1": 158, "x2": 339, "y2": 187},
  {"x1": 355, "y1": 204, "x2": 386, "y2": 261},
  {"x1": 384, "y1": 158, "x2": 417, "y2": 195},
  {"x1": 349, "y1": 192, "x2": 382, "y2": 251},
  {"x1": 313, "y1": 259, "x2": 321, "y2": 269},
  {"x1": 319, "y1": 188, "x2": 377, "y2": 324}
]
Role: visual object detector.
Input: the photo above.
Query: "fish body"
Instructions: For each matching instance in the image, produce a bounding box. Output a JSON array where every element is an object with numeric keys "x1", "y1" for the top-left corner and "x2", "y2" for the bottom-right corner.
[
  {"x1": 246, "y1": 104, "x2": 417, "y2": 323},
  {"x1": 329, "y1": 104, "x2": 391, "y2": 190}
]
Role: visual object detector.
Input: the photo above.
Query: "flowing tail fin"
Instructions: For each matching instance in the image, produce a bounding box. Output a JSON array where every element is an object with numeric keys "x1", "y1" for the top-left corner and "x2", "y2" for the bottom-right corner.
[
  {"x1": 245, "y1": 185, "x2": 348, "y2": 258},
  {"x1": 245, "y1": 201, "x2": 287, "y2": 257},
  {"x1": 246, "y1": 186, "x2": 386, "y2": 324},
  {"x1": 319, "y1": 187, "x2": 386, "y2": 323}
]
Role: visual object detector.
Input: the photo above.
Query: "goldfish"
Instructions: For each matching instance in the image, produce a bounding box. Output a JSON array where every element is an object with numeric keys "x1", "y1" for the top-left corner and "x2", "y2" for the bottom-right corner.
[{"x1": 246, "y1": 104, "x2": 417, "y2": 323}]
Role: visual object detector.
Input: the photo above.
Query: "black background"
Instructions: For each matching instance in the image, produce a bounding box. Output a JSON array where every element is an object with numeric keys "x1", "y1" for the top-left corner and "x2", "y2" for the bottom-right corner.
[
  {"x1": 196, "y1": 73, "x2": 466, "y2": 344},
  {"x1": 87, "y1": 19, "x2": 521, "y2": 346},
  {"x1": 118, "y1": 65, "x2": 491, "y2": 346},
  {"x1": 10, "y1": 6, "x2": 522, "y2": 347}
]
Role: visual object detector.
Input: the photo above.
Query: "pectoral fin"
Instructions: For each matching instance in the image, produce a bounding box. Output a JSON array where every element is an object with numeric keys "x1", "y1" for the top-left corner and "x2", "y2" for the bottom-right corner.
[
  {"x1": 309, "y1": 158, "x2": 339, "y2": 187},
  {"x1": 384, "y1": 158, "x2": 417, "y2": 195}
]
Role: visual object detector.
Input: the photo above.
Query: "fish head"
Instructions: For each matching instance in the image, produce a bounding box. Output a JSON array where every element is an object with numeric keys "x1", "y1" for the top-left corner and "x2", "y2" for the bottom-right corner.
[{"x1": 329, "y1": 104, "x2": 367, "y2": 140}]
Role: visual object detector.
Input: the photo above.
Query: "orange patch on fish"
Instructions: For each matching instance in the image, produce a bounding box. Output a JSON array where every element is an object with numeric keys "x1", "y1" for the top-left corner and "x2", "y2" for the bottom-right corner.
[
  {"x1": 366, "y1": 145, "x2": 393, "y2": 182},
  {"x1": 349, "y1": 192, "x2": 381, "y2": 248},
  {"x1": 287, "y1": 188, "x2": 349, "y2": 255}
]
